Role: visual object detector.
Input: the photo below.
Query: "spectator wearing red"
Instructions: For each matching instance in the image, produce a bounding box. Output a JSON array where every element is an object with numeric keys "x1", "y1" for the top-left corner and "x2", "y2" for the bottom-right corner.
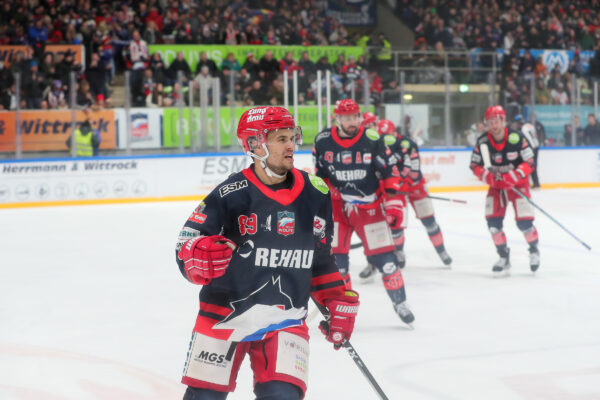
[{"x1": 279, "y1": 52, "x2": 301, "y2": 73}]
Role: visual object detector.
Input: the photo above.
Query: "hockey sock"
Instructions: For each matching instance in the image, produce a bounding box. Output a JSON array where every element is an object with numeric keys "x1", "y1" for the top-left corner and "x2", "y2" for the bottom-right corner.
[
  {"x1": 391, "y1": 228, "x2": 405, "y2": 251},
  {"x1": 184, "y1": 387, "x2": 228, "y2": 400},
  {"x1": 422, "y1": 216, "x2": 446, "y2": 253},
  {"x1": 382, "y1": 268, "x2": 407, "y2": 304},
  {"x1": 517, "y1": 220, "x2": 539, "y2": 251},
  {"x1": 489, "y1": 227, "x2": 509, "y2": 257}
]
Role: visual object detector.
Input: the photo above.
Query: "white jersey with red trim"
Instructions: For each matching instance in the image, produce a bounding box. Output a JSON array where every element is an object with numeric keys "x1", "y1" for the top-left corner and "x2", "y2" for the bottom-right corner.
[{"x1": 175, "y1": 167, "x2": 345, "y2": 342}]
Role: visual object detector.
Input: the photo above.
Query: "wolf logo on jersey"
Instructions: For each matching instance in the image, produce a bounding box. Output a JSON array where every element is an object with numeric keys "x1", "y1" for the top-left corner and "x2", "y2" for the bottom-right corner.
[{"x1": 277, "y1": 211, "x2": 295, "y2": 236}]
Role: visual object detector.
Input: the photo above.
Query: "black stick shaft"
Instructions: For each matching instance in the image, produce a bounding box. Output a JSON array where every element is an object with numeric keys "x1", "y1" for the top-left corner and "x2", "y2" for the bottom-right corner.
[
  {"x1": 313, "y1": 299, "x2": 390, "y2": 400},
  {"x1": 509, "y1": 185, "x2": 591, "y2": 250},
  {"x1": 485, "y1": 165, "x2": 592, "y2": 251},
  {"x1": 342, "y1": 340, "x2": 390, "y2": 400},
  {"x1": 427, "y1": 195, "x2": 467, "y2": 204}
]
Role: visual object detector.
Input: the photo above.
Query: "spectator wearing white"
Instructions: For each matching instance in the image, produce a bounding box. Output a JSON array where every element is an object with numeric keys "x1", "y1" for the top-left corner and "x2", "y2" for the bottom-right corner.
[
  {"x1": 47, "y1": 80, "x2": 66, "y2": 109},
  {"x1": 193, "y1": 66, "x2": 212, "y2": 91},
  {"x1": 550, "y1": 83, "x2": 569, "y2": 105},
  {"x1": 128, "y1": 30, "x2": 149, "y2": 106}
]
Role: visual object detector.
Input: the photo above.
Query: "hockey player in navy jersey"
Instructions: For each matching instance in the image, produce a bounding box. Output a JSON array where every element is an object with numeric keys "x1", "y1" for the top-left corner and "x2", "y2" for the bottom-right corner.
[
  {"x1": 176, "y1": 107, "x2": 358, "y2": 400},
  {"x1": 359, "y1": 119, "x2": 452, "y2": 280},
  {"x1": 470, "y1": 105, "x2": 539, "y2": 276},
  {"x1": 312, "y1": 99, "x2": 414, "y2": 325}
]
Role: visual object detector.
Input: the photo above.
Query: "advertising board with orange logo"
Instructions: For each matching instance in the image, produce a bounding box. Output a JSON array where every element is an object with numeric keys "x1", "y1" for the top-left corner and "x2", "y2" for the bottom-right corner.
[
  {"x1": 0, "y1": 44, "x2": 85, "y2": 69},
  {"x1": 0, "y1": 110, "x2": 116, "y2": 152}
]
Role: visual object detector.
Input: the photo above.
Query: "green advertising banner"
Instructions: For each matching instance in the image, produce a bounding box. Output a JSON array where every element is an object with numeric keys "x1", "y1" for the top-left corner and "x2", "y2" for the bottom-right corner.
[
  {"x1": 162, "y1": 105, "x2": 373, "y2": 148},
  {"x1": 149, "y1": 44, "x2": 365, "y2": 72}
]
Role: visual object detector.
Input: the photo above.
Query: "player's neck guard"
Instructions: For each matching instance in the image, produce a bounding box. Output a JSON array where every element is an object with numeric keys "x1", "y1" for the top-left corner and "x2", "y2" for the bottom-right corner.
[{"x1": 248, "y1": 144, "x2": 286, "y2": 179}]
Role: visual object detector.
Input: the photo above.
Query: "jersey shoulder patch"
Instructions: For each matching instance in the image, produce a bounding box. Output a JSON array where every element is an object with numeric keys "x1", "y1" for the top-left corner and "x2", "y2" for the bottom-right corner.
[
  {"x1": 401, "y1": 139, "x2": 411, "y2": 149},
  {"x1": 476, "y1": 132, "x2": 489, "y2": 145},
  {"x1": 508, "y1": 132, "x2": 521, "y2": 144},
  {"x1": 216, "y1": 171, "x2": 249, "y2": 198},
  {"x1": 365, "y1": 128, "x2": 380, "y2": 141},
  {"x1": 315, "y1": 129, "x2": 332, "y2": 143},
  {"x1": 308, "y1": 173, "x2": 329, "y2": 195},
  {"x1": 383, "y1": 134, "x2": 397, "y2": 146}
]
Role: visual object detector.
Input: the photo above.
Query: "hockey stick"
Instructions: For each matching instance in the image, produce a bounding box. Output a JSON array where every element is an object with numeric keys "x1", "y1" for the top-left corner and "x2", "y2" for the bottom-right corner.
[
  {"x1": 397, "y1": 191, "x2": 467, "y2": 204},
  {"x1": 315, "y1": 312, "x2": 390, "y2": 400},
  {"x1": 480, "y1": 144, "x2": 591, "y2": 251},
  {"x1": 339, "y1": 339, "x2": 390, "y2": 400},
  {"x1": 427, "y1": 195, "x2": 467, "y2": 204}
]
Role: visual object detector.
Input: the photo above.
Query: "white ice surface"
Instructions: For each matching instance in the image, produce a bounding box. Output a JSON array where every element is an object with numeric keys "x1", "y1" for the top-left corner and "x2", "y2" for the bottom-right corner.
[{"x1": 1, "y1": 188, "x2": 599, "y2": 400}]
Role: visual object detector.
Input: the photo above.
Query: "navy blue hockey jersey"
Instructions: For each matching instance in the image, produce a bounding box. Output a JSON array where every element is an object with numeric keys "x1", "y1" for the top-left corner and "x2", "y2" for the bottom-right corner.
[
  {"x1": 470, "y1": 128, "x2": 535, "y2": 175},
  {"x1": 175, "y1": 166, "x2": 345, "y2": 342},
  {"x1": 383, "y1": 134, "x2": 423, "y2": 185},
  {"x1": 312, "y1": 125, "x2": 398, "y2": 204}
]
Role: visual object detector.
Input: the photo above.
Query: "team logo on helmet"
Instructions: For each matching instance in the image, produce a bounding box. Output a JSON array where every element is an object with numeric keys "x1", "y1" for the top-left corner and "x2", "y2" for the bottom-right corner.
[
  {"x1": 377, "y1": 119, "x2": 396, "y2": 135},
  {"x1": 237, "y1": 107, "x2": 299, "y2": 154},
  {"x1": 334, "y1": 99, "x2": 360, "y2": 115}
]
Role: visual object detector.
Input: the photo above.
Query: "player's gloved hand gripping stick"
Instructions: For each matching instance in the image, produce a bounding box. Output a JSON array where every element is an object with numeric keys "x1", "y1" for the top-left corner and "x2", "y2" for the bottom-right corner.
[{"x1": 479, "y1": 143, "x2": 591, "y2": 251}]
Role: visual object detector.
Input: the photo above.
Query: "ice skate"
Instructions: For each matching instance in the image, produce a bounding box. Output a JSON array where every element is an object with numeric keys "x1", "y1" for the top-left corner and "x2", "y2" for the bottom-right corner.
[
  {"x1": 492, "y1": 250, "x2": 511, "y2": 277},
  {"x1": 438, "y1": 249, "x2": 452, "y2": 267},
  {"x1": 529, "y1": 248, "x2": 540, "y2": 273},
  {"x1": 394, "y1": 301, "x2": 415, "y2": 325},
  {"x1": 358, "y1": 263, "x2": 376, "y2": 281},
  {"x1": 395, "y1": 249, "x2": 406, "y2": 269}
]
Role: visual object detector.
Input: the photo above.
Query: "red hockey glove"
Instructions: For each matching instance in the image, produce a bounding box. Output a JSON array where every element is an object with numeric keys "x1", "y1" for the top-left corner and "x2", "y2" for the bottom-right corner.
[
  {"x1": 501, "y1": 163, "x2": 532, "y2": 187},
  {"x1": 383, "y1": 197, "x2": 406, "y2": 230},
  {"x1": 382, "y1": 176, "x2": 401, "y2": 195},
  {"x1": 474, "y1": 165, "x2": 512, "y2": 189},
  {"x1": 398, "y1": 178, "x2": 414, "y2": 194},
  {"x1": 319, "y1": 290, "x2": 360, "y2": 350},
  {"x1": 178, "y1": 235, "x2": 236, "y2": 285}
]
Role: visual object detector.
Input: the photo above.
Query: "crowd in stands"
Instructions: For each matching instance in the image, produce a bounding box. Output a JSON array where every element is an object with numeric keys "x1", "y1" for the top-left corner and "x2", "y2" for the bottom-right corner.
[
  {"x1": 0, "y1": 0, "x2": 391, "y2": 111},
  {"x1": 500, "y1": 48, "x2": 600, "y2": 114},
  {"x1": 132, "y1": 49, "x2": 385, "y2": 108},
  {"x1": 2, "y1": 0, "x2": 600, "y2": 130},
  {"x1": 394, "y1": 0, "x2": 600, "y2": 115},
  {"x1": 396, "y1": 0, "x2": 600, "y2": 51}
]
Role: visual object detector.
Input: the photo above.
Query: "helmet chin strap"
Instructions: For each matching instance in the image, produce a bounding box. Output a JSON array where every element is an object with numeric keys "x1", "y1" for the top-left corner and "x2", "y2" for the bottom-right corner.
[{"x1": 250, "y1": 144, "x2": 286, "y2": 179}]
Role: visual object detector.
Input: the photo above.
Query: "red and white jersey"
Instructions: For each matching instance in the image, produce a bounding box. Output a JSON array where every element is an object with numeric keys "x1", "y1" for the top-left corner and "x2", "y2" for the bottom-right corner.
[{"x1": 129, "y1": 40, "x2": 149, "y2": 70}]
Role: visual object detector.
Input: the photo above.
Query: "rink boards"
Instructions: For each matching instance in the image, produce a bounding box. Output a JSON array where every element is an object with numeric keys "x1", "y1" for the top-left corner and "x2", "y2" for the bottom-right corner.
[{"x1": 0, "y1": 147, "x2": 599, "y2": 208}]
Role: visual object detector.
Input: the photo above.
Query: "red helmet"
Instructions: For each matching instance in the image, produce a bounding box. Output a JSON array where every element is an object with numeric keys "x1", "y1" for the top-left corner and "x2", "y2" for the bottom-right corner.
[
  {"x1": 484, "y1": 105, "x2": 506, "y2": 121},
  {"x1": 334, "y1": 99, "x2": 360, "y2": 116},
  {"x1": 361, "y1": 112, "x2": 377, "y2": 126},
  {"x1": 237, "y1": 106, "x2": 302, "y2": 153},
  {"x1": 377, "y1": 119, "x2": 396, "y2": 135}
]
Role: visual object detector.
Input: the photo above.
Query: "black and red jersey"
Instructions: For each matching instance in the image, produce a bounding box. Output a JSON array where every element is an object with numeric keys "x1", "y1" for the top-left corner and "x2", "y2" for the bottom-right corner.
[
  {"x1": 175, "y1": 166, "x2": 345, "y2": 342},
  {"x1": 384, "y1": 134, "x2": 423, "y2": 185},
  {"x1": 470, "y1": 128, "x2": 535, "y2": 175},
  {"x1": 312, "y1": 125, "x2": 397, "y2": 204}
]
